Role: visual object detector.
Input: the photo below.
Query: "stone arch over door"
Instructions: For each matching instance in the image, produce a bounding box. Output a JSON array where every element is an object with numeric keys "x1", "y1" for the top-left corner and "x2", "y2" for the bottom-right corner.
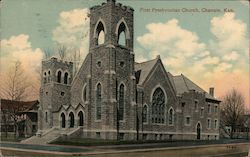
[
  {"x1": 60, "y1": 112, "x2": 66, "y2": 128},
  {"x1": 197, "y1": 122, "x2": 201, "y2": 140},
  {"x1": 69, "y1": 112, "x2": 75, "y2": 128},
  {"x1": 78, "y1": 111, "x2": 84, "y2": 126}
]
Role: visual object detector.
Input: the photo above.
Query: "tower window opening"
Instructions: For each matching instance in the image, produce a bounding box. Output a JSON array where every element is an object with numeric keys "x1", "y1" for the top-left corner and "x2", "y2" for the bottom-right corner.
[
  {"x1": 120, "y1": 61, "x2": 125, "y2": 67},
  {"x1": 64, "y1": 72, "x2": 68, "y2": 84},
  {"x1": 118, "y1": 22, "x2": 127, "y2": 46},
  {"x1": 48, "y1": 71, "x2": 51, "y2": 82},
  {"x1": 44, "y1": 72, "x2": 47, "y2": 83},
  {"x1": 61, "y1": 92, "x2": 65, "y2": 96},
  {"x1": 95, "y1": 21, "x2": 105, "y2": 45},
  {"x1": 97, "y1": 61, "x2": 102, "y2": 67},
  {"x1": 57, "y1": 71, "x2": 62, "y2": 83}
]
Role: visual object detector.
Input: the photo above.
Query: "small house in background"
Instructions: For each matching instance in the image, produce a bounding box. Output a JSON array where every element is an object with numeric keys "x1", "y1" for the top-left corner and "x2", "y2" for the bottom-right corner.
[
  {"x1": 220, "y1": 114, "x2": 250, "y2": 139},
  {"x1": 0, "y1": 99, "x2": 39, "y2": 138}
]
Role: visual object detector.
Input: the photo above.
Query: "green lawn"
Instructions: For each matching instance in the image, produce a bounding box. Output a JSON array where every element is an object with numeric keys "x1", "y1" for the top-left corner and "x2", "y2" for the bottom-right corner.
[
  {"x1": 50, "y1": 138, "x2": 250, "y2": 148},
  {"x1": 1, "y1": 143, "x2": 249, "y2": 157},
  {"x1": 1, "y1": 150, "x2": 65, "y2": 157},
  {"x1": 50, "y1": 138, "x2": 182, "y2": 146},
  {"x1": 1, "y1": 134, "x2": 26, "y2": 142}
]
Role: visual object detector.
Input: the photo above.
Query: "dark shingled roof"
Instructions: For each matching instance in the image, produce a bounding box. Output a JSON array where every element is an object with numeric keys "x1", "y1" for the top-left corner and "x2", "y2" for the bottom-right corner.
[
  {"x1": 135, "y1": 57, "x2": 219, "y2": 101},
  {"x1": 0, "y1": 99, "x2": 39, "y2": 112},
  {"x1": 135, "y1": 58, "x2": 158, "y2": 85},
  {"x1": 171, "y1": 74, "x2": 218, "y2": 100}
]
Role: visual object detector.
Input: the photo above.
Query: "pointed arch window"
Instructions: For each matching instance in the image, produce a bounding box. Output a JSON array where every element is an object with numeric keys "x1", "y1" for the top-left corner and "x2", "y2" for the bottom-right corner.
[
  {"x1": 69, "y1": 112, "x2": 74, "y2": 128},
  {"x1": 83, "y1": 85, "x2": 87, "y2": 102},
  {"x1": 118, "y1": 84, "x2": 125, "y2": 121},
  {"x1": 151, "y1": 88, "x2": 165, "y2": 124},
  {"x1": 64, "y1": 72, "x2": 68, "y2": 84},
  {"x1": 169, "y1": 108, "x2": 174, "y2": 125},
  {"x1": 95, "y1": 21, "x2": 105, "y2": 45},
  {"x1": 57, "y1": 71, "x2": 62, "y2": 83},
  {"x1": 117, "y1": 22, "x2": 127, "y2": 46},
  {"x1": 61, "y1": 113, "x2": 66, "y2": 128},
  {"x1": 96, "y1": 83, "x2": 102, "y2": 120},
  {"x1": 142, "y1": 105, "x2": 148, "y2": 123},
  {"x1": 78, "y1": 111, "x2": 84, "y2": 126}
]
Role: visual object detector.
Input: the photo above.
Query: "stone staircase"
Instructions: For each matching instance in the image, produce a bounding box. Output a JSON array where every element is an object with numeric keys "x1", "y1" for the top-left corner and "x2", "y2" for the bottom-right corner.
[{"x1": 21, "y1": 127, "x2": 81, "y2": 144}]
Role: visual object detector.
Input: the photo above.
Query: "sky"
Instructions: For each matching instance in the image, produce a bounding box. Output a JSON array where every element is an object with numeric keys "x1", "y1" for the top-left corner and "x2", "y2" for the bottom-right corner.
[{"x1": 0, "y1": 0, "x2": 249, "y2": 108}]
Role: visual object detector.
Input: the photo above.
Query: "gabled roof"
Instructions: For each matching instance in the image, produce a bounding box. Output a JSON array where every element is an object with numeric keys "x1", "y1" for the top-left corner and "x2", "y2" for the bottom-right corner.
[
  {"x1": 0, "y1": 99, "x2": 39, "y2": 112},
  {"x1": 171, "y1": 74, "x2": 218, "y2": 101},
  {"x1": 135, "y1": 58, "x2": 158, "y2": 85},
  {"x1": 167, "y1": 72, "x2": 177, "y2": 93},
  {"x1": 56, "y1": 103, "x2": 84, "y2": 113},
  {"x1": 135, "y1": 56, "x2": 219, "y2": 102}
]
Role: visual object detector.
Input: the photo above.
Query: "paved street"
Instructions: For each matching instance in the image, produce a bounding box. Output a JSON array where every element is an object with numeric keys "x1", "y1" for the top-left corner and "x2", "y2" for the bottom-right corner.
[
  {"x1": 1, "y1": 141, "x2": 249, "y2": 157},
  {"x1": 205, "y1": 152, "x2": 248, "y2": 157}
]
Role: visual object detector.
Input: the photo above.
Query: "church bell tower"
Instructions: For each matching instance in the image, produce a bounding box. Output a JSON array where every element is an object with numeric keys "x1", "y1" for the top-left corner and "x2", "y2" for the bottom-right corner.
[{"x1": 88, "y1": 0, "x2": 136, "y2": 139}]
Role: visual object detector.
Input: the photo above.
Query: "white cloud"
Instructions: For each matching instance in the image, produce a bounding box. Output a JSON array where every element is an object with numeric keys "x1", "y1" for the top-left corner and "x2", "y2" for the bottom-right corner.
[
  {"x1": 222, "y1": 51, "x2": 239, "y2": 61},
  {"x1": 198, "y1": 51, "x2": 210, "y2": 57},
  {"x1": 1, "y1": 34, "x2": 43, "y2": 77},
  {"x1": 137, "y1": 19, "x2": 206, "y2": 58},
  {"x1": 210, "y1": 13, "x2": 248, "y2": 56},
  {"x1": 134, "y1": 47, "x2": 148, "y2": 63},
  {"x1": 0, "y1": 34, "x2": 43, "y2": 99},
  {"x1": 136, "y1": 13, "x2": 249, "y2": 105},
  {"x1": 52, "y1": 8, "x2": 90, "y2": 59}
]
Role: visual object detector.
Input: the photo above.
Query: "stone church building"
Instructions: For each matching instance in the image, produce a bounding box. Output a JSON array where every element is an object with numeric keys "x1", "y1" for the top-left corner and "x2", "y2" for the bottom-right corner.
[{"x1": 33, "y1": 0, "x2": 221, "y2": 142}]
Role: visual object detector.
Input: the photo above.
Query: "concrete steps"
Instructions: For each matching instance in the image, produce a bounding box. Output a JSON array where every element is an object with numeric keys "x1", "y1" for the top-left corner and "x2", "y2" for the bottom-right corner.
[{"x1": 21, "y1": 127, "x2": 79, "y2": 144}]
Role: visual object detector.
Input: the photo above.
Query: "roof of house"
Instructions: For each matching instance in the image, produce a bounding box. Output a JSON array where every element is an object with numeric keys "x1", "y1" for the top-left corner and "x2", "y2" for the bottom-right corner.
[
  {"x1": 135, "y1": 57, "x2": 219, "y2": 101},
  {"x1": 135, "y1": 58, "x2": 158, "y2": 85},
  {"x1": 0, "y1": 99, "x2": 39, "y2": 112},
  {"x1": 171, "y1": 74, "x2": 216, "y2": 100}
]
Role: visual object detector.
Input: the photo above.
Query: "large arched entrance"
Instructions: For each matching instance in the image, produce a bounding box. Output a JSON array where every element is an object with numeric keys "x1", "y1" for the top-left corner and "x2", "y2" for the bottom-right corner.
[
  {"x1": 197, "y1": 123, "x2": 201, "y2": 140},
  {"x1": 61, "y1": 113, "x2": 66, "y2": 128},
  {"x1": 69, "y1": 112, "x2": 74, "y2": 128},
  {"x1": 78, "y1": 111, "x2": 84, "y2": 126}
]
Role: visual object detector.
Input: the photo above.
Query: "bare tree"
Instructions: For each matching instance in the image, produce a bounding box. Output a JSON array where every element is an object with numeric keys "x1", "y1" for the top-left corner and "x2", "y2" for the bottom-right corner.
[
  {"x1": 220, "y1": 88, "x2": 246, "y2": 139},
  {"x1": 1, "y1": 61, "x2": 29, "y2": 100},
  {"x1": 43, "y1": 48, "x2": 53, "y2": 59},
  {"x1": 68, "y1": 48, "x2": 82, "y2": 76},
  {"x1": 57, "y1": 44, "x2": 67, "y2": 60},
  {"x1": 0, "y1": 61, "x2": 30, "y2": 138}
]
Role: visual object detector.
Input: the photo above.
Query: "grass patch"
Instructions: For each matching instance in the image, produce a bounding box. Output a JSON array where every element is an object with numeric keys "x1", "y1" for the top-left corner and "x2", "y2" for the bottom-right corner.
[
  {"x1": 1, "y1": 134, "x2": 26, "y2": 142},
  {"x1": 50, "y1": 138, "x2": 250, "y2": 147},
  {"x1": 51, "y1": 138, "x2": 177, "y2": 146},
  {"x1": 1, "y1": 150, "x2": 64, "y2": 157}
]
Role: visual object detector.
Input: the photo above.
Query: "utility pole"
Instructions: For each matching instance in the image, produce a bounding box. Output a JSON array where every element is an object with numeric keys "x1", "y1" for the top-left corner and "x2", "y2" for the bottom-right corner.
[
  {"x1": 136, "y1": 105, "x2": 139, "y2": 141},
  {"x1": 116, "y1": 79, "x2": 119, "y2": 141},
  {"x1": 141, "y1": 91, "x2": 144, "y2": 141}
]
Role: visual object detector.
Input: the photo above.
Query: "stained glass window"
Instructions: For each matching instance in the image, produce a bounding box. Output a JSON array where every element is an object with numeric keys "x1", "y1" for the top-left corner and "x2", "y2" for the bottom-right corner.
[{"x1": 152, "y1": 88, "x2": 165, "y2": 124}]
